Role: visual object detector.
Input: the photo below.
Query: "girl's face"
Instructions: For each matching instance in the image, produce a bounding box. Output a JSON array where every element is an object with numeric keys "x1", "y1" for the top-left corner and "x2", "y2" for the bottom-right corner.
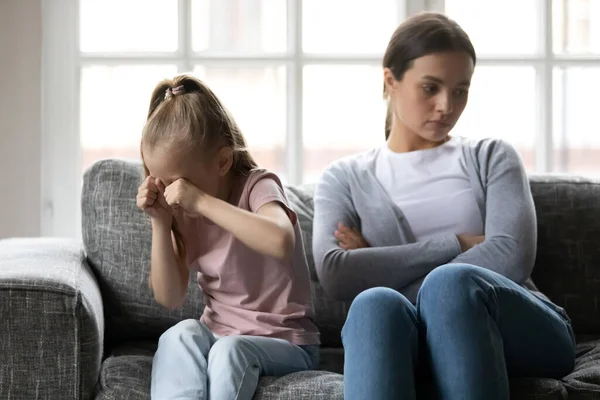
[
  {"x1": 385, "y1": 51, "x2": 474, "y2": 145},
  {"x1": 142, "y1": 144, "x2": 225, "y2": 199}
]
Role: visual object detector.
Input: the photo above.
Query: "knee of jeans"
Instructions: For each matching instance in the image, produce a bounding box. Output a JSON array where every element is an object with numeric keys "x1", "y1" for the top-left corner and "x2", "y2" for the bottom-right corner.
[
  {"x1": 418, "y1": 264, "x2": 483, "y2": 311},
  {"x1": 344, "y1": 287, "x2": 416, "y2": 335},
  {"x1": 158, "y1": 318, "x2": 206, "y2": 347},
  {"x1": 207, "y1": 336, "x2": 254, "y2": 369}
]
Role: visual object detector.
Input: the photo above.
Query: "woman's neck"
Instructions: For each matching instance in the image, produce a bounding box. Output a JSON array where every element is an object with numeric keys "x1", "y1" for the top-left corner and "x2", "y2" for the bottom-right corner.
[{"x1": 387, "y1": 122, "x2": 450, "y2": 153}]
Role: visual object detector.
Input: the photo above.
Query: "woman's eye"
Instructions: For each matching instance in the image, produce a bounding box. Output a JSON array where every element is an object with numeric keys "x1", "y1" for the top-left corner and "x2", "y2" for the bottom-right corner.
[
  {"x1": 454, "y1": 88, "x2": 468, "y2": 97},
  {"x1": 423, "y1": 85, "x2": 438, "y2": 94}
]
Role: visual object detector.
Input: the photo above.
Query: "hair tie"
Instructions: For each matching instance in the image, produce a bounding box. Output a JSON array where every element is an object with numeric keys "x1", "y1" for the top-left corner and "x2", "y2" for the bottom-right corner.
[{"x1": 164, "y1": 85, "x2": 186, "y2": 100}]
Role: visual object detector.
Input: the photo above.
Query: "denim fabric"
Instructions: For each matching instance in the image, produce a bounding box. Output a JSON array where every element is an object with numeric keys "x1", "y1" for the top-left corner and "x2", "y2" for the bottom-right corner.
[
  {"x1": 151, "y1": 319, "x2": 319, "y2": 400},
  {"x1": 342, "y1": 264, "x2": 576, "y2": 400}
]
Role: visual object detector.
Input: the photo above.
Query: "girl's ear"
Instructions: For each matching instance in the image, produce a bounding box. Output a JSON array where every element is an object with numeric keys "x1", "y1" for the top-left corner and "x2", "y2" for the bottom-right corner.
[{"x1": 217, "y1": 146, "x2": 234, "y2": 176}]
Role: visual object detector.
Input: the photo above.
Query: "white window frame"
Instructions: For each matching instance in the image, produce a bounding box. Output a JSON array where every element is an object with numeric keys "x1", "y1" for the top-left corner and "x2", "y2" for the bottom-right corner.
[
  {"x1": 41, "y1": 0, "x2": 600, "y2": 238},
  {"x1": 41, "y1": 0, "x2": 411, "y2": 238},
  {"x1": 429, "y1": 0, "x2": 600, "y2": 173}
]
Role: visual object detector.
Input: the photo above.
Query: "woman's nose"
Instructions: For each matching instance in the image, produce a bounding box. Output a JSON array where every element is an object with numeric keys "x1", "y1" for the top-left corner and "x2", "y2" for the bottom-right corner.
[{"x1": 435, "y1": 94, "x2": 453, "y2": 115}]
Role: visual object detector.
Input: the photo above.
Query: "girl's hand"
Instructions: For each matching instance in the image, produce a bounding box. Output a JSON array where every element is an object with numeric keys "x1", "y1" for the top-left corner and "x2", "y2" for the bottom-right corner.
[
  {"x1": 137, "y1": 176, "x2": 172, "y2": 225},
  {"x1": 335, "y1": 223, "x2": 370, "y2": 250},
  {"x1": 164, "y1": 179, "x2": 205, "y2": 217}
]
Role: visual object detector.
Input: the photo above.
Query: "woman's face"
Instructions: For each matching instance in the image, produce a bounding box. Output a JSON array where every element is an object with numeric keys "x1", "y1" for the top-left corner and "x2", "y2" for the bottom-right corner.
[{"x1": 385, "y1": 51, "x2": 474, "y2": 144}]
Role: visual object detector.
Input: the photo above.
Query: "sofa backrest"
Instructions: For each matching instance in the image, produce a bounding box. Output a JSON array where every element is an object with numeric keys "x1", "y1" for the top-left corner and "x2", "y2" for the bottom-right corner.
[
  {"x1": 82, "y1": 159, "x2": 600, "y2": 348},
  {"x1": 282, "y1": 185, "x2": 351, "y2": 347},
  {"x1": 82, "y1": 159, "x2": 205, "y2": 347},
  {"x1": 529, "y1": 175, "x2": 600, "y2": 337},
  {"x1": 82, "y1": 159, "x2": 351, "y2": 347}
]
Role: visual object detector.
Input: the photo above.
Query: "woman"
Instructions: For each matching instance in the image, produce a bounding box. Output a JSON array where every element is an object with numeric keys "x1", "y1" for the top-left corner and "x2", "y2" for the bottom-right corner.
[{"x1": 313, "y1": 12, "x2": 575, "y2": 400}]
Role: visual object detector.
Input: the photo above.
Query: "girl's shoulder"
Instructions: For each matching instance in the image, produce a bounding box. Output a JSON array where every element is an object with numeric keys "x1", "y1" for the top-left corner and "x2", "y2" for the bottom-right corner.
[
  {"x1": 235, "y1": 168, "x2": 287, "y2": 203},
  {"x1": 243, "y1": 168, "x2": 284, "y2": 188}
]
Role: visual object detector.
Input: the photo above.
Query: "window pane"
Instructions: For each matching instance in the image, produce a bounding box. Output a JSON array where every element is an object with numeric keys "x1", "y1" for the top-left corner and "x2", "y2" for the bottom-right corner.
[
  {"x1": 80, "y1": 0, "x2": 178, "y2": 52},
  {"x1": 302, "y1": 0, "x2": 398, "y2": 54},
  {"x1": 303, "y1": 65, "x2": 385, "y2": 183},
  {"x1": 193, "y1": 66, "x2": 287, "y2": 177},
  {"x1": 553, "y1": 67, "x2": 600, "y2": 176},
  {"x1": 80, "y1": 65, "x2": 178, "y2": 171},
  {"x1": 192, "y1": 0, "x2": 287, "y2": 53},
  {"x1": 453, "y1": 67, "x2": 537, "y2": 170},
  {"x1": 445, "y1": 0, "x2": 542, "y2": 55},
  {"x1": 553, "y1": 0, "x2": 600, "y2": 54}
]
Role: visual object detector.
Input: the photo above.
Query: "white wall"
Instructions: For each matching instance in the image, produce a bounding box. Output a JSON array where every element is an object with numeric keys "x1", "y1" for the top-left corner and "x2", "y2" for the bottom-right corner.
[{"x1": 0, "y1": 0, "x2": 42, "y2": 238}]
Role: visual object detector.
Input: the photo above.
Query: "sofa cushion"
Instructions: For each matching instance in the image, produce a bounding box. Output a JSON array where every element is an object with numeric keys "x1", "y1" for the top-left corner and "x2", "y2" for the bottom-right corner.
[
  {"x1": 529, "y1": 176, "x2": 600, "y2": 336},
  {"x1": 254, "y1": 372, "x2": 343, "y2": 399},
  {"x1": 95, "y1": 340, "x2": 600, "y2": 399},
  {"x1": 563, "y1": 339, "x2": 600, "y2": 398},
  {"x1": 509, "y1": 378, "x2": 567, "y2": 399},
  {"x1": 95, "y1": 342, "x2": 344, "y2": 400},
  {"x1": 82, "y1": 159, "x2": 205, "y2": 345},
  {"x1": 95, "y1": 341, "x2": 155, "y2": 400}
]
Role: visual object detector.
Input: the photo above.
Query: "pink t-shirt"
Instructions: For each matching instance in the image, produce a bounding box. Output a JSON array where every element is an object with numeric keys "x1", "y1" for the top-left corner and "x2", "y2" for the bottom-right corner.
[{"x1": 176, "y1": 169, "x2": 320, "y2": 345}]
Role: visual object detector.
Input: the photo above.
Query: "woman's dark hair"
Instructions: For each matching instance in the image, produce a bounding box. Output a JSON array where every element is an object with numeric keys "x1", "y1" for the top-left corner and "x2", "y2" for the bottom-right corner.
[{"x1": 383, "y1": 12, "x2": 476, "y2": 139}]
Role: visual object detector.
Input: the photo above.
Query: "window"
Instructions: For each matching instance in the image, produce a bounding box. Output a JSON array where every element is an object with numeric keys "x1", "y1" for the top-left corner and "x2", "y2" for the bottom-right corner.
[
  {"x1": 442, "y1": 0, "x2": 600, "y2": 173},
  {"x1": 42, "y1": 0, "x2": 600, "y2": 237},
  {"x1": 77, "y1": 0, "x2": 400, "y2": 183}
]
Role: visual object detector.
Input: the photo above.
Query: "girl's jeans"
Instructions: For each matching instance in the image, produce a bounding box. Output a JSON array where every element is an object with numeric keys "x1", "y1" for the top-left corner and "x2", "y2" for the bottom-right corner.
[{"x1": 151, "y1": 319, "x2": 319, "y2": 400}]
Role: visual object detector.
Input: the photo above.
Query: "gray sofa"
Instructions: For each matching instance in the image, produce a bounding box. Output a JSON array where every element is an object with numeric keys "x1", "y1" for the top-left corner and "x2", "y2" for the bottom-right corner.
[{"x1": 1, "y1": 158, "x2": 599, "y2": 399}]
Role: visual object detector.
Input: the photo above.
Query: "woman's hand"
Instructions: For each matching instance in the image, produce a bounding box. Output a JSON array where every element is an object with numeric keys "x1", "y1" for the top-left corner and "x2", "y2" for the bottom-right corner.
[
  {"x1": 457, "y1": 234, "x2": 485, "y2": 252},
  {"x1": 164, "y1": 179, "x2": 205, "y2": 217},
  {"x1": 335, "y1": 223, "x2": 370, "y2": 250},
  {"x1": 137, "y1": 176, "x2": 172, "y2": 226}
]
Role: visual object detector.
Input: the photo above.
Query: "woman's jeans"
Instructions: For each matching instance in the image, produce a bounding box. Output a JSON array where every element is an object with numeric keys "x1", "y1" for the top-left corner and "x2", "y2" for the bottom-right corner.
[
  {"x1": 151, "y1": 319, "x2": 319, "y2": 400},
  {"x1": 342, "y1": 264, "x2": 576, "y2": 400}
]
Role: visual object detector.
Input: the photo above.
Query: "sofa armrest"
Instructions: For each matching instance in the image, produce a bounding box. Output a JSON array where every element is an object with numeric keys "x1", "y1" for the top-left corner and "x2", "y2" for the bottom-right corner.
[{"x1": 0, "y1": 238, "x2": 104, "y2": 400}]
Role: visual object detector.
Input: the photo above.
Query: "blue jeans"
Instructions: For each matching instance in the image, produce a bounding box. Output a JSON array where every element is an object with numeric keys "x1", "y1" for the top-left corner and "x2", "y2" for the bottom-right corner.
[
  {"x1": 151, "y1": 319, "x2": 319, "y2": 400},
  {"x1": 342, "y1": 264, "x2": 576, "y2": 400}
]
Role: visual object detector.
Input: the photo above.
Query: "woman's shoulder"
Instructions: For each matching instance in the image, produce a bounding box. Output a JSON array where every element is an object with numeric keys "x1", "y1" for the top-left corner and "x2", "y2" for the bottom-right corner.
[
  {"x1": 455, "y1": 136, "x2": 527, "y2": 183},
  {"x1": 459, "y1": 136, "x2": 518, "y2": 153},
  {"x1": 321, "y1": 147, "x2": 380, "y2": 178},
  {"x1": 455, "y1": 136, "x2": 522, "y2": 163}
]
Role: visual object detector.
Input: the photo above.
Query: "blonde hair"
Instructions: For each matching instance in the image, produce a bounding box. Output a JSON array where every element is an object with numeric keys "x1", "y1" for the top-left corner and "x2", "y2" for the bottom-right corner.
[{"x1": 141, "y1": 74, "x2": 258, "y2": 268}]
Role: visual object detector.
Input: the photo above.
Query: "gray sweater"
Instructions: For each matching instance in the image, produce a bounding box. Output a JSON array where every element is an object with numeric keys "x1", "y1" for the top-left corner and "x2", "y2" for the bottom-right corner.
[{"x1": 313, "y1": 137, "x2": 539, "y2": 303}]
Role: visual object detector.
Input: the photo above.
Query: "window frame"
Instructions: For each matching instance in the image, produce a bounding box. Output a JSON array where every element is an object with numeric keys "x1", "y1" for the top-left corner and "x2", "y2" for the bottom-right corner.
[
  {"x1": 41, "y1": 0, "x2": 600, "y2": 237},
  {"x1": 430, "y1": 0, "x2": 600, "y2": 174}
]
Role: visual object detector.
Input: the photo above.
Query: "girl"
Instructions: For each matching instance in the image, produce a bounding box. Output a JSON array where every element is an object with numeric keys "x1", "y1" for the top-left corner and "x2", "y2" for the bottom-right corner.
[
  {"x1": 136, "y1": 75, "x2": 320, "y2": 400},
  {"x1": 313, "y1": 12, "x2": 576, "y2": 400}
]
